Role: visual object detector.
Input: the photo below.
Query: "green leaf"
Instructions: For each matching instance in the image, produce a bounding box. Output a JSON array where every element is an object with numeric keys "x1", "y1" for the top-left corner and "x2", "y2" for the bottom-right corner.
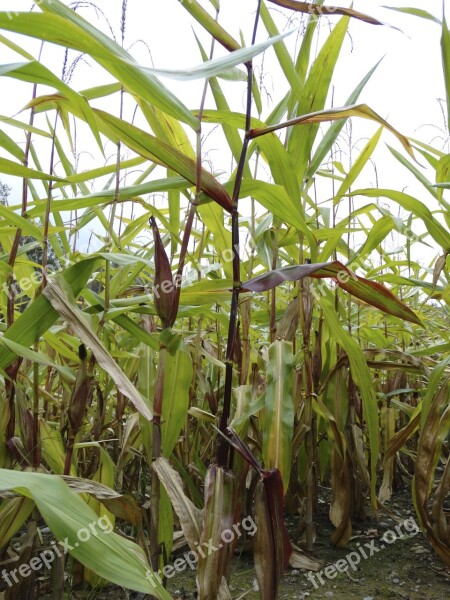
[
  {"x1": 351, "y1": 188, "x2": 450, "y2": 251},
  {"x1": 288, "y1": 16, "x2": 349, "y2": 178},
  {"x1": 0, "y1": 61, "x2": 102, "y2": 149},
  {"x1": 0, "y1": 202, "x2": 44, "y2": 240},
  {"x1": 177, "y1": 0, "x2": 240, "y2": 52},
  {"x1": 260, "y1": 2, "x2": 303, "y2": 102},
  {"x1": 0, "y1": 128, "x2": 25, "y2": 161},
  {"x1": 0, "y1": 497, "x2": 35, "y2": 548},
  {"x1": 0, "y1": 469, "x2": 171, "y2": 598},
  {"x1": 0, "y1": 157, "x2": 66, "y2": 183},
  {"x1": 94, "y1": 109, "x2": 233, "y2": 213},
  {"x1": 0, "y1": 258, "x2": 98, "y2": 371},
  {"x1": 195, "y1": 36, "x2": 244, "y2": 164},
  {"x1": 334, "y1": 127, "x2": 383, "y2": 199},
  {"x1": 198, "y1": 203, "x2": 233, "y2": 279},
  {"x1": 442, "y1": 17, "x2": 450, "y2": 133},
  {"x1": 238, "y1": 179, "x2": 317, "y2": 250},
  {"x1": 383, "y1": 6, "x2": 441, "y2": 24},
  {"x1": 387, "y1": 144, "x2": 438, "y2": 199},
  {"x1": 0, "y1": 115, "x2": 52, "y2": 138},
  {"x1": 0, "y1": 7, "x2": 196, "y2": 129},
  {"x1": 145, "y1": 30, "x2": 296, "y2": 80},
  {"x1": 0, "y1": 338, "x2": 75, "y2": 383},
  {"x1": 307, "y1": 59, "x2": 383, "y2": 178},
  {"x1": 350, "y1": 215, "x2": 396, "y2": 262},
  {"x1": 262, "y1": 340, "x2": 295, "y2": 492}
]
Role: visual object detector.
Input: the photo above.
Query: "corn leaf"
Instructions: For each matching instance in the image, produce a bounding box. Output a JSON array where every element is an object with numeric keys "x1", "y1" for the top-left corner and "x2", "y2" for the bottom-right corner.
[
  {"x1": 262, "y1": 340, "x2": 295, "y2": 492},
  {"x1": 145, "y1": 30, "x2": 295, "y2": 80},
  {"x1": 0, "y1": 4, "x2": 196, "y2": 129},
  {"x1": 241, "y1": 260, "x2": 423, "y2": 326},
  {"x1": 268, "y1": 0, "x2": 385, "y2": 25},
  {"x1": 0, "y1": 469, "x2": 171, "y2": 598},
  {"x1": 42, "y1": 276, "x2": 152, "y2": 421},
  {"x1": 0, "y1": 258, "x2": 98, "y2": 370}
]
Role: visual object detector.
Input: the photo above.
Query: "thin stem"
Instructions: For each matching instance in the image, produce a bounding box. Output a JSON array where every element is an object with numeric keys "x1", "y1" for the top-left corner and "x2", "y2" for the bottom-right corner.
[
  {"x1": 218, "y1": 0, "x2": 262, "y2": 467},
  {"x1": 7, "y1": 82, "x2": 38, "y2": 327},
  {"x1": 42, "y1": 113, "x2": 59, "y2": 288}
]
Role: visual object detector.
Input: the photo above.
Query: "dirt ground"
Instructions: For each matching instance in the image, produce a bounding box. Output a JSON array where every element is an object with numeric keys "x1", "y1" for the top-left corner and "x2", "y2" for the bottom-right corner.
[{"x1": 160, "y1": 489, "x2": 450, "y2": 600}]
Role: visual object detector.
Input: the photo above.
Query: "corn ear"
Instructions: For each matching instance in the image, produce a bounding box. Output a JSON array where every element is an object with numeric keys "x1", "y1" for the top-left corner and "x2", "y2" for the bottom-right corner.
[{"x1": 150, "y1": 217, "x2": 178, "y2": 329}]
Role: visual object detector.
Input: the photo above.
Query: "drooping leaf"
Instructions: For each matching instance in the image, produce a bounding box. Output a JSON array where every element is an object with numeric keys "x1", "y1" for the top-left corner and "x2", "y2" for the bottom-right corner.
[
  {"x1": 152, "y1": 457, "x2": 202, "y2": 550},
  {"x1": 144, "y1": 30, "x2": 296, "y2": 80},
  {"x1": 94, "y1": 110, "x2": 233, "y2": 212},
  {"x1": 0, "y1": 61, "x2": 102, "y2": 149},
  {"x1": 249, "y1": 103, "x2": 415, "y2": 160},
  {"x1": 0, "y1": 258, "x2": 98, "y2": 371},
  {"x1": 254, "y1": 472, "x2": 292, "y2": 599},
  {"x1": 0, "y1": 5, "x2": 197, "y2": 129},
  {"x1": 0, "y1": 469, "x2": 171, "y2": 598},
  {"x1": 241, "y1": 260, "x2": 423, "y2": 326},
  {"x1": 42, "y1": 276, "x2": 152, "y2": 421},
  {"x1": 268, "y1": 0, "x2": 386, "y2": 25}
]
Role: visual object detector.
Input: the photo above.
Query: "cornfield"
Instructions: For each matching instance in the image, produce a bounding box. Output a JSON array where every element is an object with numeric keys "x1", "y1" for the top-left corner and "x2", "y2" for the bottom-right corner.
[{"x1": 0, "y1": 1, "x2": 449, "y2": 599}]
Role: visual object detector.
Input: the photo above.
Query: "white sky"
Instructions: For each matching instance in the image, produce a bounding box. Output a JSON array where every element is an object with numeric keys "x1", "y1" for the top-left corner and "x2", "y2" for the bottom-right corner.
[
  {"x1": 0, "y1": 1, "x2": 448, "y2": 264},
  {"x1": 0, "y1": 1, "x2": 446, "y2": 130}
]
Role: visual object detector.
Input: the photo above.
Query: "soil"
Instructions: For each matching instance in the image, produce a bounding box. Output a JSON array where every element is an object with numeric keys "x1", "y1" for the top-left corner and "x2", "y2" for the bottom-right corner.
[{"x1": 160, "y1": 488, "x2": 450, "y2": 600}]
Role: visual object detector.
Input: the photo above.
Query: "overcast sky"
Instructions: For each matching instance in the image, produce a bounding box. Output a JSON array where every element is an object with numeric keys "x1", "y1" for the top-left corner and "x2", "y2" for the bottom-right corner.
[
  {"x1": 1, "y1": 1, "x2": 446, "y2": 131},
  {"x1": 0, "y1": 1, "x2": 447, "y2": 262}
]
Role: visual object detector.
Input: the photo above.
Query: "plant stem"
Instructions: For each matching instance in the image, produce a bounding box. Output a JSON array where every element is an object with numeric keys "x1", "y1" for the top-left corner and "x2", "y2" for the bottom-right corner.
[
  {"x1": 7, "y1": 75, "x2": 39, "y2": 327},
  {"x1": 149, "y1": 344, "x2": 167, "y2": 574},
  {"x1": 218, "y1": 0, "x2": 262, "y2": 467}
]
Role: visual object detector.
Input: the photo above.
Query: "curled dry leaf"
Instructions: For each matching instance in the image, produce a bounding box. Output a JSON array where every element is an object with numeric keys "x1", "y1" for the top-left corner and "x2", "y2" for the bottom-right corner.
[
  {"x1": 241, "y1": 260, "x2": 423, "y2": 326},
  {"x1": 267, "y1": 0, "x2": 386, "y2": 26},
  {"x1": 197, "y1": 465, "x2": 235, "y2": 600},
  {"x1": 42, "y1": 276, "x2": 152, "y2": 422},
  {"x1": 152, "y1": 457, "x2": 202, "y2": 550},
  {"x1": 254, "y1": 472, "x2": 292, "y2": 599},
  {"x1": 414, "y1": 375, "x2": 450, "y2": 566},
  {"x1": 289, "y1": 543, "x2": 323, "y2": 571}
]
